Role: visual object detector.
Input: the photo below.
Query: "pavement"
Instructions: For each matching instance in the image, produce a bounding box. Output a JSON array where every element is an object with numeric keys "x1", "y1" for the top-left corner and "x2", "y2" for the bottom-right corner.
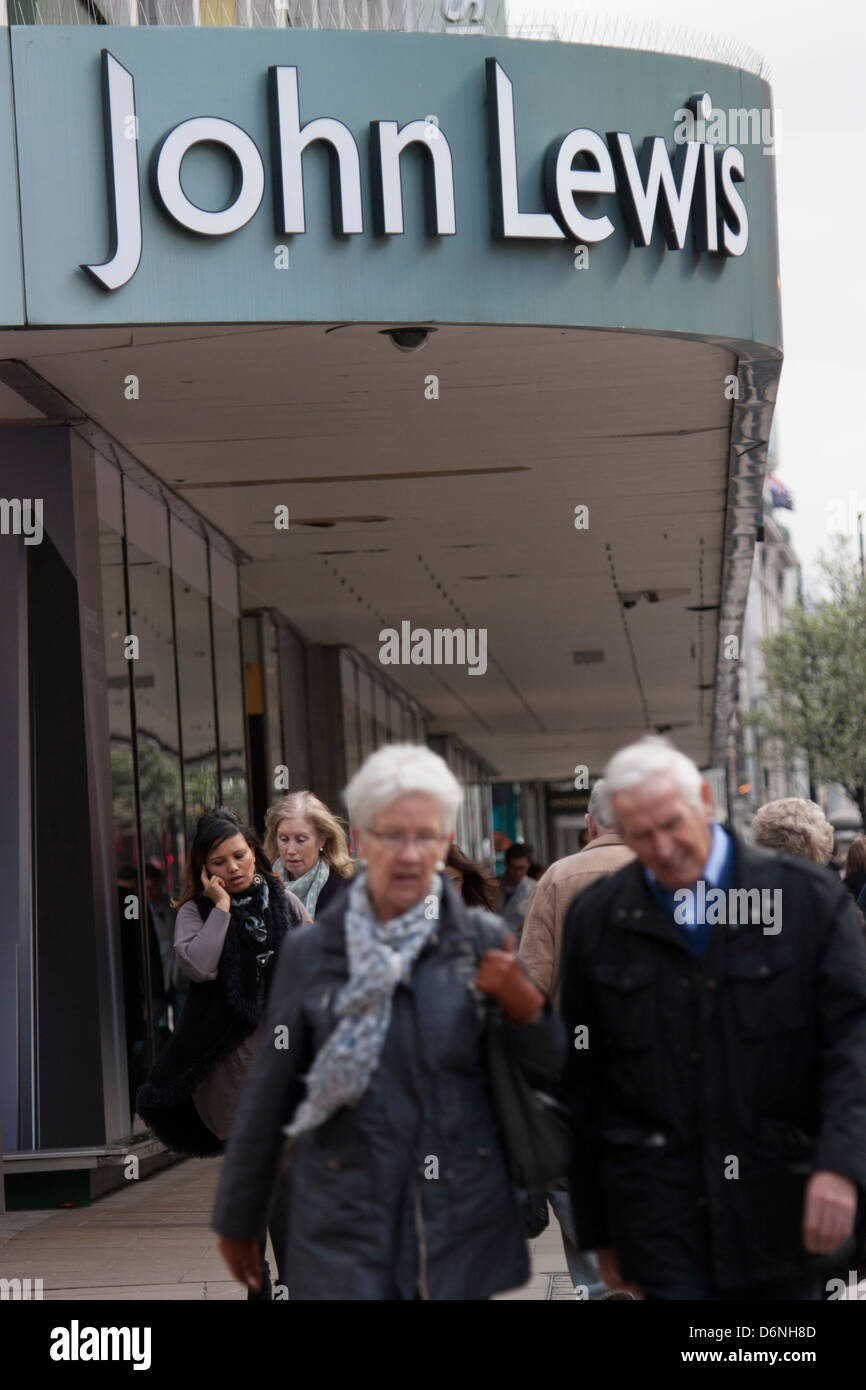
[{"x1": 0, "y1": 1157, "x2": 574, "y2": 1301}]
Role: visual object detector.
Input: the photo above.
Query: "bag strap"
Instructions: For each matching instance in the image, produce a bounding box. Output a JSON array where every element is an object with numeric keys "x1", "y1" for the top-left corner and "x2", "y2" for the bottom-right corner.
[{"x1": 464, "y1": 907, "x2": 506, "y2": 1028}]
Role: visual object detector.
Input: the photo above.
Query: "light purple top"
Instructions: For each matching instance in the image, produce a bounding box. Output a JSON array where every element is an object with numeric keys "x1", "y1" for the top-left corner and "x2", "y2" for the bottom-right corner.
[{"x1": 173, "y1": 886, "x2": 310, "y2": 981}]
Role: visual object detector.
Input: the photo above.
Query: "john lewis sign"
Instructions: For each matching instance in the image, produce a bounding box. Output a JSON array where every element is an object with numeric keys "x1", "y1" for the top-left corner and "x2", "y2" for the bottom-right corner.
[{"x1": 83, "y1": 49, "x2": 749, "y2": 292}]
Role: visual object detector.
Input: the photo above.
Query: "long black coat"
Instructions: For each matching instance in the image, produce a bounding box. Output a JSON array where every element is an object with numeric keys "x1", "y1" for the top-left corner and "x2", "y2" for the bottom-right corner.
[
  {"x1": 211, "y1": 879, "x2": 564, "y2": 1299},
  {"x1": 561, "y1": 835, "x2": 866, "y2": 1292}
]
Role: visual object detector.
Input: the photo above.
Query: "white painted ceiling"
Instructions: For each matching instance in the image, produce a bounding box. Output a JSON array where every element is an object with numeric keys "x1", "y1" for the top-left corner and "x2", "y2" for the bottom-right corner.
[{"x1": 0, "y1": 321, "x2": 737, "y2": 780}]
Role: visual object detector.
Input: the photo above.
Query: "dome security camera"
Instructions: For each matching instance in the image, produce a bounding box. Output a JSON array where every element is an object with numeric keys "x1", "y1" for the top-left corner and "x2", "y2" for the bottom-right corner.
[{"x1": 381, "y1": 327, "x2": 437, "y2": 353}]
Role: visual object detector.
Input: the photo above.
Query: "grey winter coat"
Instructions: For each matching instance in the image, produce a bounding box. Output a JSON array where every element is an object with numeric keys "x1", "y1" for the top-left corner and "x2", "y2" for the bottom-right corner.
[{"x1": 211, "y1": 878, "x2": 564, "y2": 1300}]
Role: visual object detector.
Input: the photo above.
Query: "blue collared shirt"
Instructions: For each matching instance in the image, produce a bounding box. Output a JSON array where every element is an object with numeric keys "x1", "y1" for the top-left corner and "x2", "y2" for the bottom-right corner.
[{"x1": 644, "y1": 822, "x2": 733, "y2": 955}]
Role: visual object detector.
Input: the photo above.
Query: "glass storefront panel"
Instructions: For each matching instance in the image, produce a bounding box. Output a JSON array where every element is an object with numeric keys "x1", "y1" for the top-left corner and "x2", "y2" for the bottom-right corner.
[
  {"x1": 371, "y1": 677, "x2": 390, "y2": 750},
  {"x1": 97, "y1": 471, "x2": 138, "y2": 881},
  {"x1": 387, "y1": 691, "x2": 406, "y2": 742},
  {"x1": 123, "y1": 485, "x2": 185, "y2": 905},
  {"x1": 211, "y1": 549, "x2": 250, "y2": 821},
  {"x1": 94, "y1": 459, "x2": 249, "y2": 1119},
  {"x1": 341, "y1": 648, "x2": 361, "y2": 781},
  {"x1": 356, "y1": 666, "x2": 375, "y2": 761},
  {"x1": 262, "y1": 614, "x2": 285, "y2": 792},
  {"x1": 171, "y1": 516, "x2": 219, "y2": 842}
]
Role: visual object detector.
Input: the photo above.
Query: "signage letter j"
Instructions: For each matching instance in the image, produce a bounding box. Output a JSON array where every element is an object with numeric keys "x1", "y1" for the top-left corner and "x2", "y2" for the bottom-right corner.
[{"x1": 81, "y1": 51, "x2": 142, "y2": 291}]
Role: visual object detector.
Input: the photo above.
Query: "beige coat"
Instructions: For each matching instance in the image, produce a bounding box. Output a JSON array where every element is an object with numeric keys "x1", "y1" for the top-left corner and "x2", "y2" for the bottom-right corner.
[{"x1": 518, "y1": 833, "x2": 635, "y2": 1003}]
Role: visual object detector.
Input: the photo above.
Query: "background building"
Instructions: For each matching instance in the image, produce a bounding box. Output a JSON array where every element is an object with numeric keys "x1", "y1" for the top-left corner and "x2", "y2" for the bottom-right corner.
[{"x1": 728, "y1": 440, "x2": 805, "y2": 833}]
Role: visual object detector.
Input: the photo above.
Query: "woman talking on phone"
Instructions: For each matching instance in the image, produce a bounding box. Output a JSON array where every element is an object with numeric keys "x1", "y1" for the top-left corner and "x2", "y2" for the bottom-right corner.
[{"x1": 137, "y1": 808, "x2": 307, "y2": 1298}]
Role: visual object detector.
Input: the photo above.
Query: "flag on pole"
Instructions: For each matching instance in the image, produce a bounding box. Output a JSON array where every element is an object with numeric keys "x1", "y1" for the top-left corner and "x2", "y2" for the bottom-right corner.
[{"x1": 766, "y1": 476, "x2": 794, "y2": 511}]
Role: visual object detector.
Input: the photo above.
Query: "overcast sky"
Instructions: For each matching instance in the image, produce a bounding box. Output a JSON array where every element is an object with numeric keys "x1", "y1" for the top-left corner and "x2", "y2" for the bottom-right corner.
[{"x1": 507, "y1": 0, "x2": 866, "y2": 583}]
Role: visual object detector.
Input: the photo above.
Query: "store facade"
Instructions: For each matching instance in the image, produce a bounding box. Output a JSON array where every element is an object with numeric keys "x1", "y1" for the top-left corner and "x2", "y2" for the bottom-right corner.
[{"x1": 0, "y1": 20, "x2": 781, "y2": 1194}]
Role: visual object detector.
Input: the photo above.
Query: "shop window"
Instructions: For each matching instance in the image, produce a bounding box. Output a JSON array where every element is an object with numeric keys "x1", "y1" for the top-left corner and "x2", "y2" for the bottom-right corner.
[
  {"x1": 123, "y1": 482, "x2": 185, "y2": 906},
  {"x1": 262, "y1": 614, "x2": 285, "y2": 797},
  {"x1": 371, "y1": 677, "x2": 391, "y2": 750},
  {"x1": 356, "y1": 666, "x2": 375, "y2": 761},
  {"x1": 211, "y1": 549, "x2": 250, "y2": 822},
  {"x1": 340, "y1": 648, "x2": 362, "y2": 782},
  {"x1": 388, "y1": 691, "x2": 406, "y2": 742},
  {"x1": 243, "y1": 612, "x2": 285, "y2": 832},
  {"x1": 199, "y1": 0, "x2": 237, "y2": 21},
  {"x1": 171, "y1": 516, "x2": 219, "y2": 843}
]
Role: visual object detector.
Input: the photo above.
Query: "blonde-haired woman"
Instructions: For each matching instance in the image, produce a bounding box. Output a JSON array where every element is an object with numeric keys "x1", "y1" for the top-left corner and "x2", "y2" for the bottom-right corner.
[{"x1": 264, "y1": 790, "x2": 353, "y2": 920}]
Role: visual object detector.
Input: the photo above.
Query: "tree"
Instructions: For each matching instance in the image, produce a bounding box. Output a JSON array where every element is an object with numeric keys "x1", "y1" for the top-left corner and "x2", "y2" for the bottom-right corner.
[{"x1": 744, "y1": 545, "x2": 866, "y2": 830}]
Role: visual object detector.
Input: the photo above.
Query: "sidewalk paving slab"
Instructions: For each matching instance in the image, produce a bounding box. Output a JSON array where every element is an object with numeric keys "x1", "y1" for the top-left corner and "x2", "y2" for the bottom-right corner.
[{"x1": 0, "y1": 1155, "x2": 571, "y2": 1301}]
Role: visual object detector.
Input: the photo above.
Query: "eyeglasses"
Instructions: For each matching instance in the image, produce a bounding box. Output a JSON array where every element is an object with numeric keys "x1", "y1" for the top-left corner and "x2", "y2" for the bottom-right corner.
[{"x1": 366, "y1": 830, "x2": 447, "y2": 852}]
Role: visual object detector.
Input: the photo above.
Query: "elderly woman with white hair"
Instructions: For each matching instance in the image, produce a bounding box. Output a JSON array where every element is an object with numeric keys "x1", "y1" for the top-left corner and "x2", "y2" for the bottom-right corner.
[
  {"x1": 750, "y1": 798, "x2": 835, "y2": 867},
  {"x1": 211, "y1": 743, "x2": 564, "y2": 1300}
]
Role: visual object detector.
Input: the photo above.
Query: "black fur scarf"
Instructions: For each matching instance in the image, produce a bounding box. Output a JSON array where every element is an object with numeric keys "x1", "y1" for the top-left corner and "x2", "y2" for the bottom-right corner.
[{"x1": 136, "y1": 873, "x2": 297, "y2": 1156}]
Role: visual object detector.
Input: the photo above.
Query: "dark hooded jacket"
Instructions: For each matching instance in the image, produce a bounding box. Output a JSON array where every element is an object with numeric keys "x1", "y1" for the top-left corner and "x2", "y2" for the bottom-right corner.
[{"x1": 211, "y1": 878, "x2": 565, "y2": 1299}]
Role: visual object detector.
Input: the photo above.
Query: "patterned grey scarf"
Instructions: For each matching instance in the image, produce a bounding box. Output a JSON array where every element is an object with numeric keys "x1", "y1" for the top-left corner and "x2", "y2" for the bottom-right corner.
[
  {"x1": 272, "y1": 852, "x2": 330, "y2": 917},
  {"x1": 286, "y1": 869, "x2": 442, "y2": 1138},
  {"x1": 229, "y1": 873, "x2": 269, "y2": 944}
]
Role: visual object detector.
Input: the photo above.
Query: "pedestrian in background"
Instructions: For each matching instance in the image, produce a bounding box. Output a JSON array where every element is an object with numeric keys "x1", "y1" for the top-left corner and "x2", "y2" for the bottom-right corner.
[
  {"x1": 843, "y1": 836, "x2": 866, "y2": 902},
  {"x1": 562, "y1": 736, "x2": 866, "y2": 1301},
  {"x1": 137, "y1": 808, "x2": 308, "y2": 1299},
  {"x1": 496, "y1": 841, "x2": 537, "y2": 938},
  {"x1": 521, "y1": 780, "x2": 633, "y2": 1007},
  {"x1": 212, "y1": 743, "x2": 563, "y2": 1301},
  {"x1": 750, "y1": 797, "x2": 835, "y2": 866},
  {"x1": 519, "y1": 778, "x2": 634, "y2": 1298},
  {"x1": 445, "y1": 842, "x2": 497, "y2": 910},
  {"x1": 265, "y1": 789, "x2": 354, "y2": 920}
]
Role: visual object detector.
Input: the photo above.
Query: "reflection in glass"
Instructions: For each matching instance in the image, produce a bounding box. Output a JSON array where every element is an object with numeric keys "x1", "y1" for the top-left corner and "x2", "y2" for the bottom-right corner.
[
  {"x1": 341, "y1": 649, "x2": 361, "y2": 781},
  {"x1": 100, "y1": 520, "x2": 137, "y2": 872},
  {"x1": 174, "y1": 578, "x2": 218, "y2": 842},
  {"x1": 125, "y1": 539, "x2": 185, "y2": 903},
  {"x1": 357, "y1": 667, "x2": 375, "y2": 761},
  {"x1": 262, "y1": 614, "x2": 284, "y2": 790},
  {"x1": 371, "y1": 677, "x2": 390, "y2": 752},
  {"x1": 212, "y1": 600, "x2": 249, "y2": 822}
]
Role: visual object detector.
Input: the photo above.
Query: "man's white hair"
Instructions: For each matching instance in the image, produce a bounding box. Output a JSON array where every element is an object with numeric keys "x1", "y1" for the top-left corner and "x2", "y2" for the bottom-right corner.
[
  {"x1": 344, "y1": 743, "x2": 463, "y2": 833},
  {"x1": 587, "y1": 778, "x2": 614, "y2": 830},
  {"x1": 603, "y1": 736, "x2": 704, "y2": 820}
]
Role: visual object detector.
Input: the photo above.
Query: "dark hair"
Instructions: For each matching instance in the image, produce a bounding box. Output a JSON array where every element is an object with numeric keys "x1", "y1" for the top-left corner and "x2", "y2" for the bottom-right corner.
[
  {"x1": 504, "y1": 841, "x2": 532, "y2": 864},
  {"x1": 446, "y1": 843, "x2": 497, "y2": 911},
  {"x1": 144, "y1": 863, "x2": 163, "y2": 883},
  {"x1": 173, "y1": 808, "x2": 272, "y2": 908},
  {"x1": 846, "y1": 836, "x2": 866, "y2": 877}
]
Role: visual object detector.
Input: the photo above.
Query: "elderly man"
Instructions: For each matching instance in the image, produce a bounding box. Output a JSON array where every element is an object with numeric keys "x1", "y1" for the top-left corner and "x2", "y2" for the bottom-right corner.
[
  {"x1": 561, "y1": 736, "x2": 866, "y2": 1301},
  {"x1": 520, "y1": 779, "x2": 634, "y2": 1006}
]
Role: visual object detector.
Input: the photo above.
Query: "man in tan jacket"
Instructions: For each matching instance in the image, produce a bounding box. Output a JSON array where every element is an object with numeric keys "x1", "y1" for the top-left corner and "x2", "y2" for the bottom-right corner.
[
  {"x1": 519, "y1": 778, "x2": 634, "y2": 1299},
  {"x1": 520, "y1": 780, "x2": 634, "y2": 1005}
]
